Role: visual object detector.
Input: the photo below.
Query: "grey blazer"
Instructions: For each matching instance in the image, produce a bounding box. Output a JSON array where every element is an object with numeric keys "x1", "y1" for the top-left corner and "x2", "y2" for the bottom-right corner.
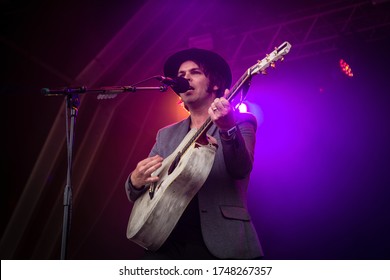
[{"x1": 126, "y1": 112, "x2": 263, "y2": 259}]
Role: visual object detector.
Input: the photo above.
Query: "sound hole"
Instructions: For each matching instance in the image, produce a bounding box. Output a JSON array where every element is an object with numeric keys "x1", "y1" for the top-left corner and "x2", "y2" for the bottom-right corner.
[{"x1": 168, "y1": 152, "x2": 181, "y2": 175}]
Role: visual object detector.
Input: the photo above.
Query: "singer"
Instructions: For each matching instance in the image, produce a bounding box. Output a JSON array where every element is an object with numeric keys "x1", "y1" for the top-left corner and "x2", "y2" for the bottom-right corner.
[{"x1": 125, "y1": 48, "x2": 263, "y2": 259}]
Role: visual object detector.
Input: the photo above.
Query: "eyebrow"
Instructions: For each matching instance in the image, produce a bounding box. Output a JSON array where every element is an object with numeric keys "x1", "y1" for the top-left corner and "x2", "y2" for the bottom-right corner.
[{"x1": 177, "y1": 67, "x2": 202, "y2": 75}]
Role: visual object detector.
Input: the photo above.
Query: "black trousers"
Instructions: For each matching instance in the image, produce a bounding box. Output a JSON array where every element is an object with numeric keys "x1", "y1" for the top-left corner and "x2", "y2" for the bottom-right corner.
[{"x1": 143, "y1": 196, "x2": 217, "y2": 260}]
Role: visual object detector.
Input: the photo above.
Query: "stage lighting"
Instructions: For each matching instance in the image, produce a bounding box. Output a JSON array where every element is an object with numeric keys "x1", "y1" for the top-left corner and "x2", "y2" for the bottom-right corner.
[
  {"x1": 339, "y1": 59, "x2": 354, "y2": 77},
  {"x1": 236, "y1": 102, "x2": 248, "y2": 113}
]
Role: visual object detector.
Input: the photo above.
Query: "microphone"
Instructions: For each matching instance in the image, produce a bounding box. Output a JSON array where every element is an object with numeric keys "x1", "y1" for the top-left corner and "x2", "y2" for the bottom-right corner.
[{"x1": 157, "y1": 76, "x2": 190, "y2": 94}]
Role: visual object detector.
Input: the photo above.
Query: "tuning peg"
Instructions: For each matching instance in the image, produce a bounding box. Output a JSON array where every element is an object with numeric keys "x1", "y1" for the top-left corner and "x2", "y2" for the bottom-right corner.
[
  {"x1": 271, "y1": 62, "x2": 275, "y2": 68},
  {"x1": 261, "y1": 70, "x2": 267, "y2": 75}
]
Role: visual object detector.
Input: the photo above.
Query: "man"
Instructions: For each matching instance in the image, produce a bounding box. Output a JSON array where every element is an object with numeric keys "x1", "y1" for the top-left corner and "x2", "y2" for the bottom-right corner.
[{"x1": 125, "y1": 48, "x2": 263, "y2": 259}]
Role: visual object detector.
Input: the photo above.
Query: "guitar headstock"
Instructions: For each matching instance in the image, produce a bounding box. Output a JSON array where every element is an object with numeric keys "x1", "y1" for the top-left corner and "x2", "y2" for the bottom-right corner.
[
  {"x1": 226, "y1": 41, "x2": 292, "y2": 103},
  {"x1": 250, "y1": 41, "x2": 292, "y2": 76}
]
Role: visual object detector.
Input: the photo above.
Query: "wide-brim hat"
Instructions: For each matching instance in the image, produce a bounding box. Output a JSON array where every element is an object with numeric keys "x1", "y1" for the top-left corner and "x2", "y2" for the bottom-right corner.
[{"x1": 163, "y1": 48, "x2": 232, "y2": 90}]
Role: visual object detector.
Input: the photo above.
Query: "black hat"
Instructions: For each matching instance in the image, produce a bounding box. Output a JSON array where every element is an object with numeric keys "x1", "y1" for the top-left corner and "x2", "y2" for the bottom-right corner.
[{"x1": 163, "y1": 48, "x2": 232, "y2": 93}]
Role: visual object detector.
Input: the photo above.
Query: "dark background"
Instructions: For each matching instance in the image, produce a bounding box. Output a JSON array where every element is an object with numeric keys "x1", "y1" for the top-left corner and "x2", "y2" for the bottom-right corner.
[{"x1": 1, "y1": 0, "x2": 390, "y2": 259}]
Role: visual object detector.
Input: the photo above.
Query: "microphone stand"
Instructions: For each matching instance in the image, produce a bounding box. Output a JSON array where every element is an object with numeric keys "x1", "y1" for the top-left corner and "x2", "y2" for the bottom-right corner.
[
  {"x1": 61, "y1": 93, "x2": 78, "y2": 260},
  {"x1": 44, "y1": 82, "x2": 169, "y2": 259}
]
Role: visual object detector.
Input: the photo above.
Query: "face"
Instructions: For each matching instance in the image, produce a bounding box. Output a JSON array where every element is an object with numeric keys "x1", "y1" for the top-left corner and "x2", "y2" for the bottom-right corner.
[{"x1": 177, "y1": 60, "x2": 218, "y2": 109}]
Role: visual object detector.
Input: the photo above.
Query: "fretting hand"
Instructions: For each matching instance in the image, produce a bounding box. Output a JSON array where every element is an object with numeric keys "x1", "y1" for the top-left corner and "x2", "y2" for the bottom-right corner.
[{"x1": 208, "y1": 89, "x2": 236, "y2": 130}]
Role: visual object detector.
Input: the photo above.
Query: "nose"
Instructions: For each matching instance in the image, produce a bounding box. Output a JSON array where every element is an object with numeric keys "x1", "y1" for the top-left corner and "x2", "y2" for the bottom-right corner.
[{"x1": 183, "y1": 72, "x2": 191, "y2": 81}]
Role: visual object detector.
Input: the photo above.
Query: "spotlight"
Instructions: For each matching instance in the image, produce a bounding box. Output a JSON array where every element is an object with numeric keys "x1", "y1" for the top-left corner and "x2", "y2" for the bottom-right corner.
[
  {"x1": 236, "y1": 102, "x2": 248, "y2": 113},
  {"x1": 234, "y1": 101, "x2": 264, "y2": 125},
  {"x1": 339, "y1": 59, "x2": 354, "y2": 77}
]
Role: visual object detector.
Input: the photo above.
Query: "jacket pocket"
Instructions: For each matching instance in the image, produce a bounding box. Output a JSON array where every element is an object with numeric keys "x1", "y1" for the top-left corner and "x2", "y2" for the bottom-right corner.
[{"x1": 220, "y1": 205, "x2": 251, "y2": 221}]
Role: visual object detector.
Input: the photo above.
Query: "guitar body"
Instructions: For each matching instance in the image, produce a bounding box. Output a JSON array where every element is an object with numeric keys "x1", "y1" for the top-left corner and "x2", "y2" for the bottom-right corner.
[{"x1": 127, "y1": 129, "x2": 217, "y2": 251}]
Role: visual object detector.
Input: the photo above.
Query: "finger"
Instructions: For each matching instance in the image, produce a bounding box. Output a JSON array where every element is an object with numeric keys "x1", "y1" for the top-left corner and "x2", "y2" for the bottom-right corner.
[
  {"x1": 143, "y1": 161, "x2": 163, "y2": 176},
  {"x1": 223, "y1": 89, "x2": 230, "y2": 98},
  {"x1": 138, "y1": 154, "x2": 162, "y2": 165},
  {"x1": 209, "y1": 103, "x2": 219, "y2": 115},
  {"x1": 131, "y1": 159, "x2": 162, "y2": 186},
  {"x1": 139, "y1": 155, "x2": 163, "y2": 168},
  {"x1": 219, "y1": 97, "x2": 230, "y2": 107},
  {"x1": 144, "y1": 176, "x2": 160, "y2": 184},
  {"x1": 213, "y1": 100, "x2": 224, "y2": 112},
  {"x1": 214, "y1": 97, "x2": 230, "y2": 112},
  {"x1": 134, "y1": 156, "x2": 161, "y2": 178},
  {"x1": 215, "y1": 104, "x2": 229, "y2": 115}
]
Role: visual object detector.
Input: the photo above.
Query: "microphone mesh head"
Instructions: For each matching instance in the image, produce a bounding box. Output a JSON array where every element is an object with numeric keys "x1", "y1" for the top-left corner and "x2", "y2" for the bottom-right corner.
[{"x1": 171, "y1": 77, "x2": 190, "y2": 94}]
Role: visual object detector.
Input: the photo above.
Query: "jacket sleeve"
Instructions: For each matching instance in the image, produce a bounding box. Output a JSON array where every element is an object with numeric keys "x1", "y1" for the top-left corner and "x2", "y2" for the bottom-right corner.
[
  {"x1": 220, "y1": 112, "x2": 257, "y2": 179},
  {"x1": 125, "y1": 175, "x2": 147, "y2": 202}
]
